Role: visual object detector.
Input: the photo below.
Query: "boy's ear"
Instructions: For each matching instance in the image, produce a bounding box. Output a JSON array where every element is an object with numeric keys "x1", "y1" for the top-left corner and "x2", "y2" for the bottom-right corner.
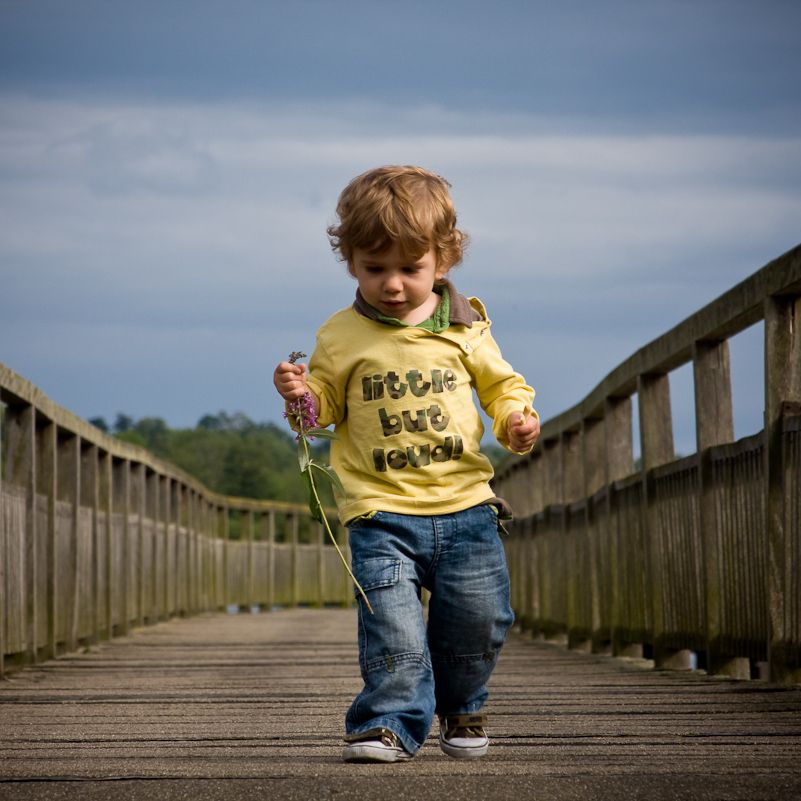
[
  {"x1": 435, "y1": 260, "x2": 451, "y2": 281},
  {"x1": 347, "y1": 262, "x2": 357, "y2": 278}
]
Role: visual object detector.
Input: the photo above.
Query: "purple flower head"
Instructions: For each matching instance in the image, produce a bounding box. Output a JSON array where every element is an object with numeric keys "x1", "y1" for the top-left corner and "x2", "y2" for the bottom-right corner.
[
  {"x1": 282, "y1": 351, "x2": 317, "y2": 439},
  {"x1": 284, "y1": 391, "x2": 318, "y2": 439}
]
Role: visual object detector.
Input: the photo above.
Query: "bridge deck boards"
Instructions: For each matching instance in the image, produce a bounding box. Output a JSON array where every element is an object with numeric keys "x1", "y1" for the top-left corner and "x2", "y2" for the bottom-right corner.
[{"x1": 1, "y1": 608, "x2": 800, "y2": 801}]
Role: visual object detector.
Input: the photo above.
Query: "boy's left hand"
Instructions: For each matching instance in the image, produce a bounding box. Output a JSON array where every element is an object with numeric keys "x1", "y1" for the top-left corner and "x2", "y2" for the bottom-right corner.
[{"x1": 508, "y1": 410, "x2": 540, "y2": 454}]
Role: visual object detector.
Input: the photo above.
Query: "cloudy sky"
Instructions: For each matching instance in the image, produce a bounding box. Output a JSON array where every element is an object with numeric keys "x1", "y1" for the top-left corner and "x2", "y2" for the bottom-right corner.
[{"x1": 2, "y1": 0, "x2": 800, "y2": 456}]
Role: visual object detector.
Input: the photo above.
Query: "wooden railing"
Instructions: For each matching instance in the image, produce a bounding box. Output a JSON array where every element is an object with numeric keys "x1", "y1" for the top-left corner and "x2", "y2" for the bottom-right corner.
[
  {"x1": 0, "y1": 367, "x2": 350, "y2": 676},
  {"x1": 2, "y1": 246, "x2": 799, "y2": 684},
  {"x1": 492, "y1": 244, "x2": 801, "y2": 684}
]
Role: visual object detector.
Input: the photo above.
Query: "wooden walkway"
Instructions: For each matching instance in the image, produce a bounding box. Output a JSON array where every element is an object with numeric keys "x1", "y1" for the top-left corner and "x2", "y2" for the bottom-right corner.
[{"x1": 1, "y1": 609, "x2": 800, "y2": 801}]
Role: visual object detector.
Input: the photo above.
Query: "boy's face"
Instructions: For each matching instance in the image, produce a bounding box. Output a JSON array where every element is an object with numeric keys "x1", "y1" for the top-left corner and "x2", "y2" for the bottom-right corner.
[{"x1": 348, "y1": 245, "x2": 448, "y2": 326}]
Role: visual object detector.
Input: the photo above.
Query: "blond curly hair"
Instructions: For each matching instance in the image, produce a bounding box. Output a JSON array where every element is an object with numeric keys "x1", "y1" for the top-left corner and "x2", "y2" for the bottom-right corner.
[{"x1": 327, "y1": 165, "x2": 469, "y2": 270}]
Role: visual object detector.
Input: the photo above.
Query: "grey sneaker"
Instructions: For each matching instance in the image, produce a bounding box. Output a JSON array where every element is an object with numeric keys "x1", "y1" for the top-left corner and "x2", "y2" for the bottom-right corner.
[
  {"x1": 342, "y1": 727, "x2": 414, "y2": 763},
  {"x1": 439, "y1": 713, "x2": 489, "y2": 758}
]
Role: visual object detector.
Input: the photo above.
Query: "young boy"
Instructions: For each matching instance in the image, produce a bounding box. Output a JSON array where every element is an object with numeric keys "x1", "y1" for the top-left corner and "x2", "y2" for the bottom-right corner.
[{"x1": 274, "y1": 165, "x2": 539, "y2": 763}]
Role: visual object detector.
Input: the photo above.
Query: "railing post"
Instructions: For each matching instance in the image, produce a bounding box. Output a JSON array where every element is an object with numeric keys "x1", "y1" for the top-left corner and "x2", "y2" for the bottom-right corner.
[
  {"x1": 638, "y1": 372, "x2": 688, "y2": 669},
  {"x1": 245, "y1": 508, "x2": 255, "y2": 611},
  {"x1": 145, "y1": 469, "x2": 159, "y2": 624},
  {"x1": 166, "y1": 480, "x2": 174, "y2": 616},
  {"x1": 563, "y1": 428, "x2": 589, "y2": 651},
  {"x1": 288, "y1": 512, "x2": 299, "y2": 608},
  {"x1": 58, "y1": 432, "x2": 80, "y2": 654},
  {"x1": 541, "y1": 437, "x2": 564, "y2": 640},
  {"x1": 261, "y1": 509, "x2": 274, "y2": 612},
  {"x1": 203, "y1": 498, "x2": 210, "y2": 612},
  {"x1": 173, "y1": 483, "x2": 184, "y2": 616},
  {"x1": 113, "y1": 459, "x2": 130, "y2": 636},
  {"x1": 605, "y1": 396, "x2": 637, "y2": 657},
  {"x1": 315, "y1": 520, "x2": 325, "y2": 608},
  {"x1": 582, "y1": 414, "x2": 608, "y2": 653},
  {"x1": 193, "y1": 493, "x2": 201, "y2": 613},
  {"x1": 693, "y1": 339, "x2": 746, "y2": 677},
  {"x1": 82, "y1": 444, "x2": 99, "y2": 645},
  {"x1": 3, "y1": 404, "x2": 37, "y2": 665},
  {"x1": 133, "y1": 463, "x2": 146, "y2": 628},
  {"x1": 186, "y1": 489, "x2": 194, "y2": 615},
  {"x1": 515, "y1": 453, "x2": 542, "y2": 633},
  {"x1": 764, "y1": 292, "x2": 801, "y2": 684},
  {"x1": 158, "y1": 476, "x2": 170, "y2": 621},
  {"x1": 220, "y1": 502, "x2": 230, "y2": 612},
  {"x1": 202, "y1": 496, "x2": 210, "y2": 611},
  {"x1": 98, "y1": 451, "x2": 112, "y2": 640},
  {"x1": 38, "y1": 418, "x2": 57, "y2": 661}
]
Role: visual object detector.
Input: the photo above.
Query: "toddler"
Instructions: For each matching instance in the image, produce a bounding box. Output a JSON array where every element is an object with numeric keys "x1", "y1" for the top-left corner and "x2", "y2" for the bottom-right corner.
[{"x1": 274, "y1": 165, "x2": 539, "y2": 762}]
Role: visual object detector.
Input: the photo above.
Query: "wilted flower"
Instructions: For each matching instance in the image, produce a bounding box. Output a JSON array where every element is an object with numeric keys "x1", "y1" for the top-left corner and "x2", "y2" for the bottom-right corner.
[
  {"x1": 284, "y1": 391, "x2": 318, "y2": 440},
  {"x1": 282, "y1": 351, "x2": 373, "y2": 614}
]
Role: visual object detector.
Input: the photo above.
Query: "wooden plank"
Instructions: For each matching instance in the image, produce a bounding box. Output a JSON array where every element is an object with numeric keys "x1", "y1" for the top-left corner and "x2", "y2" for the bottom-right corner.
[{"x1": 0, "y1": 609, "x2": 799, "y2": 800}]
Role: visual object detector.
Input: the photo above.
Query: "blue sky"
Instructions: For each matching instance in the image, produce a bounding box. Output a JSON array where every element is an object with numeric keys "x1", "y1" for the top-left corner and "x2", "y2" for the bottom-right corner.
[{"x1": 1, "y1": 0, "x2": 800, "y2": 456}]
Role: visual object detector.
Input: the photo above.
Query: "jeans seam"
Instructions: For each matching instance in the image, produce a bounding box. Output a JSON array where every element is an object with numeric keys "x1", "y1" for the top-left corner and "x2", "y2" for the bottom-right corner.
[
  {"x1": 430, "y1": 650, "x2": 498, "y2": 664},
  {"x1": 421, "y1": 515, "x2": 442, "y2": 587},
  {"x1": 364, "y1": 651, "x2": 431, "y2": 673}
]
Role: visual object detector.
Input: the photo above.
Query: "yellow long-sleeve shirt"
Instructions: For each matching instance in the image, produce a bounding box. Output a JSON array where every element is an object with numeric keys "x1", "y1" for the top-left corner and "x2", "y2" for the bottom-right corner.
[{"x1": 305, "y1": 294, "x2": 535, "y2": 524}]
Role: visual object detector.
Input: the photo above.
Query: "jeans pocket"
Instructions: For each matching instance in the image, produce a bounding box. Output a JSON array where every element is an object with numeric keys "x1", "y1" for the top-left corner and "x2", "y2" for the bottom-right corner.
[
  {"x1": 346, "y1": 510, "x2": 379, "y2": 530},
  {"x1": 352, "y1": 557, "x2": 401, "y2": 597},
  {"x1": 485, "y1": 503, "x2": 510, "y2": 536}
]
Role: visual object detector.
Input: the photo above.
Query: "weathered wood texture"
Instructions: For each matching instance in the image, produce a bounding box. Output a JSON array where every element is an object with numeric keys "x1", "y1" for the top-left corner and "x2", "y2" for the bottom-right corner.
[
  {"x1": 1, "y1": 363, "x2": 351, "y2": 676},
  {"x1": 493, "y1": 244, "x2": 801, "y2": 683},
  {"x1": 2, "y1": 244, "x2": 800, "y2": 694},
  {"x1": 0, "y1": 609, "x2": 799, "y2": 801}
]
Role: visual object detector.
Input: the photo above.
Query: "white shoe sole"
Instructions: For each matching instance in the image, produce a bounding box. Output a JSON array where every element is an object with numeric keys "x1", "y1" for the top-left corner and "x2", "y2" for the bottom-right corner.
[
  {"x1": 343, "y1": 742, "x2": 414, "y2": 763},
  {"x1": 439, "y1": 736, "x2": 489, "y2": 758}
]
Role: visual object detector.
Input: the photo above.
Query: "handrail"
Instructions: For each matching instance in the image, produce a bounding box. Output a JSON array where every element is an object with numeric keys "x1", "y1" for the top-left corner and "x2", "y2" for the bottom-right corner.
[
  {"x1": 0, "y1": 361, "x2": 313, "y2": 516},
  {"x1": 505, "y1": 244, "x2": 801, "y2": 447},
  {"x1": 492, "y1": 243, "x2": 801, "y2": 684},
  {"x1": 3, "y1": 245, "x2": 799, "y2": 683},
  {"x1": 1, "y1": 363, "x2": 348, "y2": 676}
]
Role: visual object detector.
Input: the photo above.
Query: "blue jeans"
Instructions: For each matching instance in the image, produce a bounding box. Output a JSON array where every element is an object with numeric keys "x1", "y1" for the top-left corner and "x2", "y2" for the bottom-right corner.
[{"x1": 345, "y1": 504, "x2": 514, "y2": 755}]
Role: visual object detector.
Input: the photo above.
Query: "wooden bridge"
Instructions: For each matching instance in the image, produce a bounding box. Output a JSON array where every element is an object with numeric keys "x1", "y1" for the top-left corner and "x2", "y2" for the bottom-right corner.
[
  {"x1": 1, "y1": 245, "x2": 800, "y2": 797},
  {"x1": 1, "y1": 607, "x2": 800, "y2": 800}
]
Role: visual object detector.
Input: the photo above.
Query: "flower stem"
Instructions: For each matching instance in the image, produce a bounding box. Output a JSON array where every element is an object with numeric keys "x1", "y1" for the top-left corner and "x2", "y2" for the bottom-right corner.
[{"x1": 297, "y1": 410, "x2": 374, "y2": 615}]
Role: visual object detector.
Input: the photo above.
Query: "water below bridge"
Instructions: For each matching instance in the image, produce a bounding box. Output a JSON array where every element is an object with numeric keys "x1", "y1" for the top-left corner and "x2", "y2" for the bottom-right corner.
[{"x1": 1, "y1": 608, "x2": 800, "y2": 801}]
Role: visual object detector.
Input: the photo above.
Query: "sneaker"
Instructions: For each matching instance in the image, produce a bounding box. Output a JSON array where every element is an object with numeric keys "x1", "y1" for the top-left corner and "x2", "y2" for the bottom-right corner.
[
  {"x1": 439, "y1": 713, "x2": 489, "y2": 758},
  {"x1": 342, "y1": 727, "x2": 414, "y2": 763}
]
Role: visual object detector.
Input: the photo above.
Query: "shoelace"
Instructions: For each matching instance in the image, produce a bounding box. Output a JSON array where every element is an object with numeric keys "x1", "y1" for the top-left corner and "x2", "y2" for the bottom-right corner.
[
  {"x1": 444, "y1": 724, "x2": 485, "y2": 740},
  {"x1": 441, "y1": 713, "x2": 488, "y2": 740},
  {"x1": 379, "y1": 731, "x2": 401, "y2": 747}
]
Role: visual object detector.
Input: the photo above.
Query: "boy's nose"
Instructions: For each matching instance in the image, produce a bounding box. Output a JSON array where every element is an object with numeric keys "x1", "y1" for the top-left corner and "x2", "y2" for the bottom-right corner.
[{"x1": 384, "y1": 274, "x2": 403, "y2": 292}]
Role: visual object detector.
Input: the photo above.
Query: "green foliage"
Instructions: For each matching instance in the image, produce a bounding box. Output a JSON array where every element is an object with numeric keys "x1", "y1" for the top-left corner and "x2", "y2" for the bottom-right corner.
[
  {"x1": 96, "y1": 407, "x2": 510, "y2": 506},
  {"x1": 115, "y1": 430, "x2": 147, "y2": 448},
  {"x1": 89, "y1": 416, "x2": 109, "y2": 433},
  {"x1": 102, "y1": 410, "x2": 334, "y2": 507}
]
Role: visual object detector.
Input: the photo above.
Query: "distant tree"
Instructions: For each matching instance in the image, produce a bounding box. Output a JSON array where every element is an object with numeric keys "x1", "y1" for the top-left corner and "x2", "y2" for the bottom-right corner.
[
  {"x1": 115, "y1": 430, "x2": 147, "y2": 448},
  {"x1": 114, "y1": 413, "x2": 134, "y2": 433},
  {"x1": 97, "y1": 410, "x2": 334, "y2": 506},
  {"x1": 89, "y1": 416, "x2": 109, "y2": 433},
  {"x1": 134, "y1": 417, "x2": 170, "y2": 455}
]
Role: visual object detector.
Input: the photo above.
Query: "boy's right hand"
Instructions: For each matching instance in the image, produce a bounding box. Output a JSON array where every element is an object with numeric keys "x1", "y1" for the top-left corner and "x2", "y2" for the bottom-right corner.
[{"x1": 274, "y1": 361, "x2": 309, "y2": 401}]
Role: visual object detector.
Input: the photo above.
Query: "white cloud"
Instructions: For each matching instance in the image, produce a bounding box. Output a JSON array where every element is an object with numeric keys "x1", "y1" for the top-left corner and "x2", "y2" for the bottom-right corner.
[{"x1": 2, "y1": 94, "x2": 798, "y2": 438}]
